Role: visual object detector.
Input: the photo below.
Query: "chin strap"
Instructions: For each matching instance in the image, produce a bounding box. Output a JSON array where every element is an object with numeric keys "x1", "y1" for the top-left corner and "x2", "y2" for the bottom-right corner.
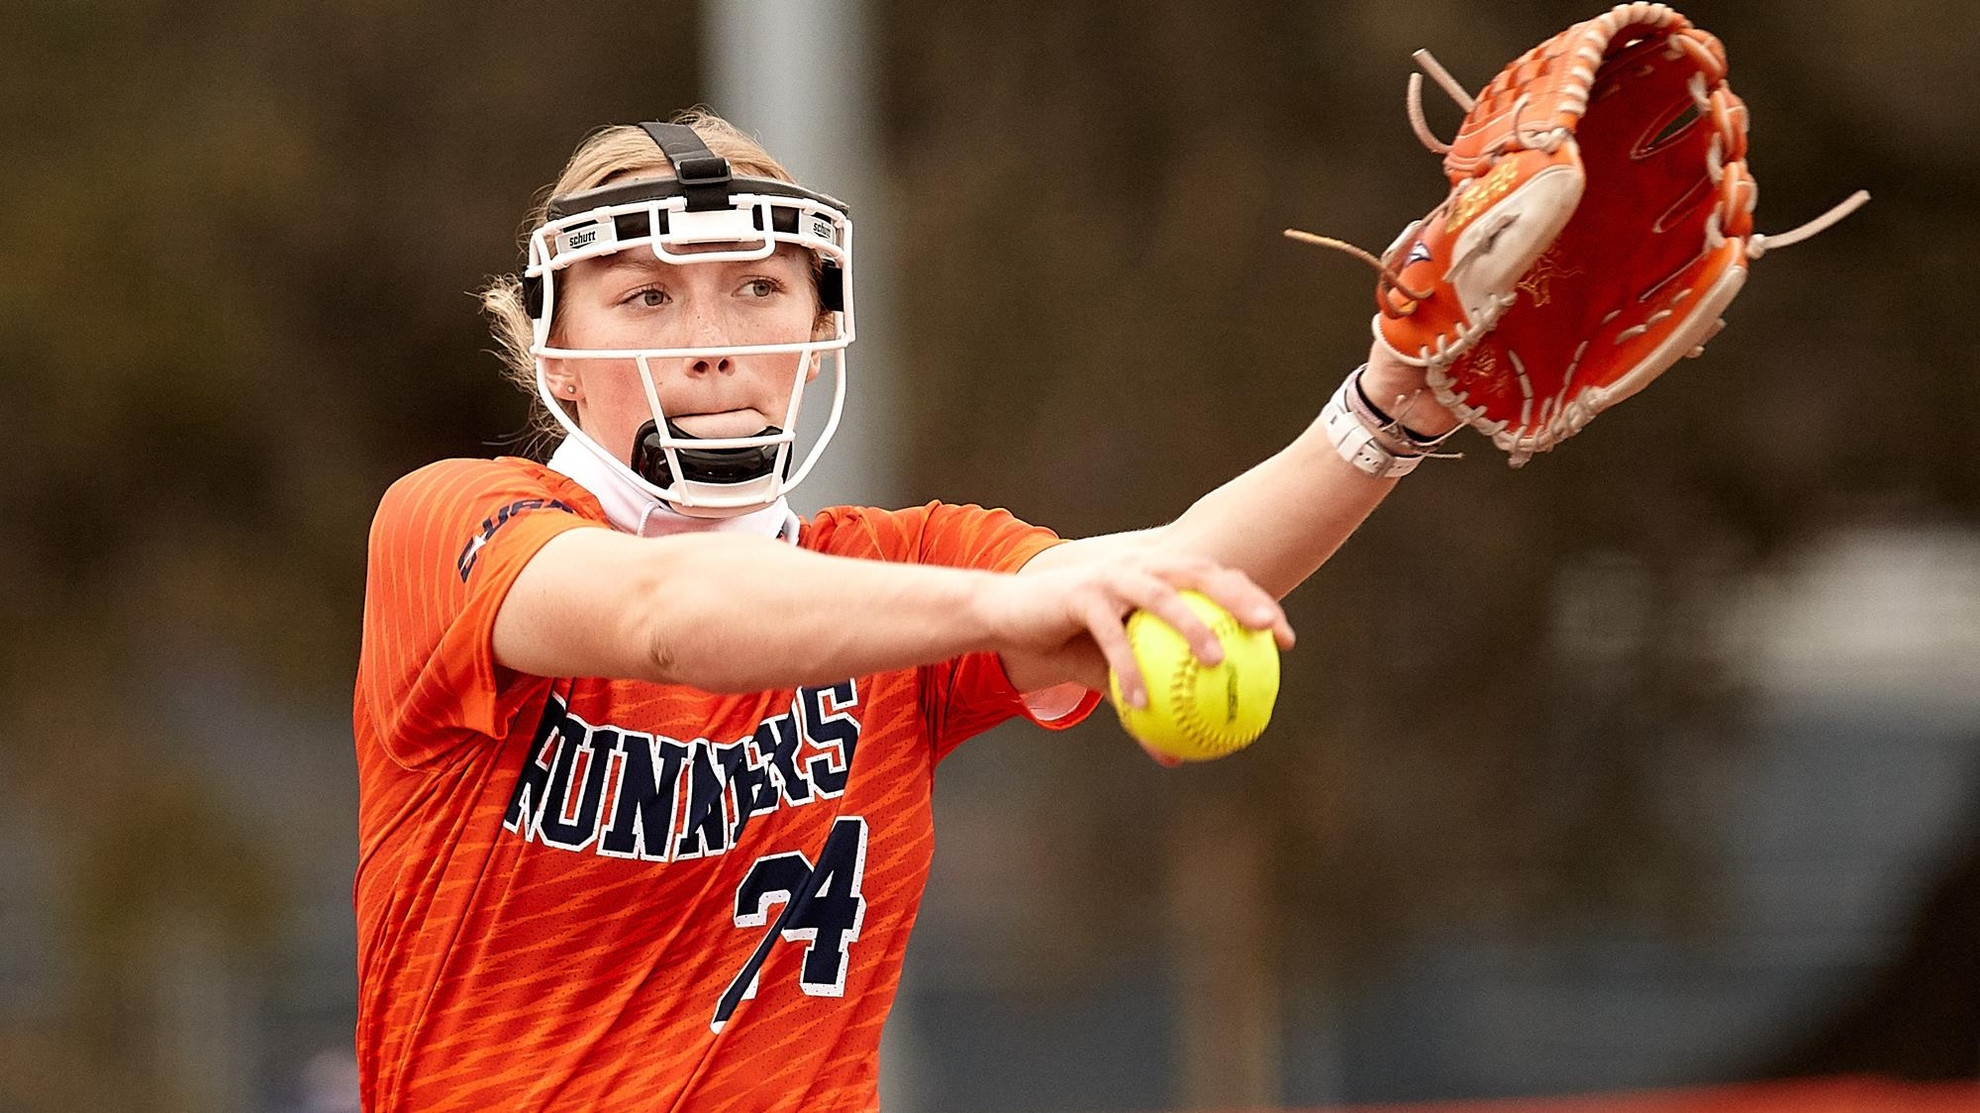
[{"x1": 628, "y1": 419, "x2": 789, "y2": 490}]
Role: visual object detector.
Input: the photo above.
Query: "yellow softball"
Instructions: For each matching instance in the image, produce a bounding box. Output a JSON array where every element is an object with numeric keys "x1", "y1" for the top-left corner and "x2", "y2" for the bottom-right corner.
[{"x1": 1107, "y1": 590, "x2": 1280, "y2": 762}]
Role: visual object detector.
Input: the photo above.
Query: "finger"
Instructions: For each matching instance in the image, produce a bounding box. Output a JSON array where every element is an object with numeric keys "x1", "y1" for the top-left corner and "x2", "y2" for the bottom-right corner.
[
  {"x1": 1136, "y1": 739, "x2": 1184, "y2": 769},
  {"x1": 1083, "y1": 597, "x2": 1147, "y2": 708},
  {"x1": 1234, "y1": 583, "x2": 1297, "y2": 650},
  {"x1": 1140, "y1": 557, "x2": 1278, "y2": 630},
  {"x1": 1110, "y1": 570, "x2": 1223, "y2": 665},
  {"x1": 1188, "y1": 567, "x2": 1291, "y2": 648}
]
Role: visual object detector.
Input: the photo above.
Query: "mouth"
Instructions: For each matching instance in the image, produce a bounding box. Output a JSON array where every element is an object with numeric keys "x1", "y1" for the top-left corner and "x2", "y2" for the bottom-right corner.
[{"x1": 667, "y1": 408, "x2": 769, "y2": 438}]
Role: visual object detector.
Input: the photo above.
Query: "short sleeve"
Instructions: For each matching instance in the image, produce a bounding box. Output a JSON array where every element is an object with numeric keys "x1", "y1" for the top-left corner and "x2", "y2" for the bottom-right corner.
[
  {"x1": 354, "y1": 459, "x2": 601, "y2": 769},
  {"x1": 904, "y1": 503, "x2": 1104, "y2": 760}
]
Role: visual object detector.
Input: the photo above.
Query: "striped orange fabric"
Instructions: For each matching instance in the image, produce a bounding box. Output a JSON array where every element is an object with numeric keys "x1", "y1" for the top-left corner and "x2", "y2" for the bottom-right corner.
[{"x1": 353, "y1": 457, "x2": 1099, "y2": 1112}]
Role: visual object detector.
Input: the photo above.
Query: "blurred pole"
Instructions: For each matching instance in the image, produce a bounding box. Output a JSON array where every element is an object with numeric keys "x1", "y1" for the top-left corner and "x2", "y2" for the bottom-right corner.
[
  {"x1": 1170, "y1": 798, "x2": 1282, "y2": 1108},
  {"x1": 706, "y1": 0, "x2": 901, "y2": 517},
  {"x1": 705, "y1": 5, "x2": 918, "y2": 1109}
]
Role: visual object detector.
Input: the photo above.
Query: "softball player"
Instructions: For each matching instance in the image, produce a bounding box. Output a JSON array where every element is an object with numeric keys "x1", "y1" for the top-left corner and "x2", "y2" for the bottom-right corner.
[{"x1": 353, "y1": 110, "x2": 1446, "y2": 1111}]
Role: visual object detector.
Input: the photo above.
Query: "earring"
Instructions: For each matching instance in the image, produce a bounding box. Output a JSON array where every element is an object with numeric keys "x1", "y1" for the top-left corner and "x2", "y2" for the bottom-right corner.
[{"x1": 565, "y1": 384, "x2": 578, "y2": 395}]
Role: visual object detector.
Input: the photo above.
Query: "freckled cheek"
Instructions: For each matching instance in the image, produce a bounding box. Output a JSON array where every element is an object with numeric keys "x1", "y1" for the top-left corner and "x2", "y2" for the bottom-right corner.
[
  {"x1": 577, "y1": 315, "x2": 688, "y2": 351},
  {"x1": 578, "y1": 362, "x2": 658, "y2": 455},
  {"x1": 742, "y1": 347, "x2": 817, "y2": 404},
  {"x1": 706, "y1": 300, "x2": 824, "y2": 348}
]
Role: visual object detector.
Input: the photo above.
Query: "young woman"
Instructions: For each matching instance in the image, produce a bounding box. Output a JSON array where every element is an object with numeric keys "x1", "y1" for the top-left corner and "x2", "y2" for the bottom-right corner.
[{"x1": 353, "y1": 109, "x2": 1454, "y2": 1111}]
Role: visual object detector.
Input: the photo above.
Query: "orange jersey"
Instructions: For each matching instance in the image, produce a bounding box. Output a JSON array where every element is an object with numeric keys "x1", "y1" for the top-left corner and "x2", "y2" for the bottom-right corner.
[{"x1": 352, "y1": 457, "x2": 1098, "y2": 1112}]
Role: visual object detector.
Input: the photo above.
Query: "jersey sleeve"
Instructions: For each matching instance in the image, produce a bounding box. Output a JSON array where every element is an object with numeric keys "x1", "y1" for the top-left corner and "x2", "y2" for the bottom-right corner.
[
  {"x1": 897, "y1": 502, "x2": 1104, "y2": 760},
  {"x1": 355, "y1": 459, "x2": 601, "y2": 769}
]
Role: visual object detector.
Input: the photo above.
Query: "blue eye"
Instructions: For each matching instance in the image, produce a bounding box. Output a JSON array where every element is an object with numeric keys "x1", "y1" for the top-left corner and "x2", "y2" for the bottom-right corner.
[
  {"x1": 625, "y1": 287, "x2": 667, "y2": 307},
  {"x1": 743, "y1": 278, "x2": 779, "y2": 298}
]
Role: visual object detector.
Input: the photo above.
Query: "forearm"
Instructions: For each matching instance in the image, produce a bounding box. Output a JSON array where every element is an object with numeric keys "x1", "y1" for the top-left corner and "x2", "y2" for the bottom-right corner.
[
  {"x1": 653, "y1": 535, "x2": 1002, "y2": 691},
  {"x1": 1154, "y1": 421, "x2": 1399, "y2": 598},
  {"x1": 1150, "y1": 348, "x2": 1457, "y2": 597},
  {"x1": 496, "y1": 529, "x2": 999, "y2": 692}
]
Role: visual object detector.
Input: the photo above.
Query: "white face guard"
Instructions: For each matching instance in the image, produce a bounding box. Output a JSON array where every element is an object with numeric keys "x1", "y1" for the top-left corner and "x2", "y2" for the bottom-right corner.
[{"x1": 522, "y1": 124, "x2": 854, "y2": 517}]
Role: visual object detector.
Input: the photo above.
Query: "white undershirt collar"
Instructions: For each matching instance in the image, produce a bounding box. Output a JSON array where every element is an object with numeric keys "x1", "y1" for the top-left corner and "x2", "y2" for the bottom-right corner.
[{"x1": 546, "y1": 437, "x2": 801, "y2": 544}]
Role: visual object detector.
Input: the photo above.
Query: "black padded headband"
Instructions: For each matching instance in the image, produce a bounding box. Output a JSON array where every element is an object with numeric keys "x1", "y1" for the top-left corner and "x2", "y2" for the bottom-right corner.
[
  {"x1": 523, "y1": 122, "x2": 851, "y2": 318},
  {"x1": 543, "y1": 173, "x2": 851, "y2": 224},
  {"x1": 640, "y1": 121, "x2": 732, "y2": 212}
]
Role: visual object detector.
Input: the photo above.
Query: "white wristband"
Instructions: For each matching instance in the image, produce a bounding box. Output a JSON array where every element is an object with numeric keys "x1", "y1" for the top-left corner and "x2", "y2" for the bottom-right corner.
[{"x1": 1322, "y1": 373, "x2": 1424, "y2": 479}]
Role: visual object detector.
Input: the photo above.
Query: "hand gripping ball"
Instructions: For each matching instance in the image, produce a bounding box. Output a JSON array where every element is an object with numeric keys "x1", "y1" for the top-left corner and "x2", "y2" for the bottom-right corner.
[{"x1": 1108, "y1": 591, "x2": 1280, "y2": 762}]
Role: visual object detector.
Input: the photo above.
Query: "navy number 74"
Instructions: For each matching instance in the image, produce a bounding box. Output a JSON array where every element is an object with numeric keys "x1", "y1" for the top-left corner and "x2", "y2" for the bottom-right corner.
[{"x1": 712, "y1": 816, "x2": 869, "y2": 1032}]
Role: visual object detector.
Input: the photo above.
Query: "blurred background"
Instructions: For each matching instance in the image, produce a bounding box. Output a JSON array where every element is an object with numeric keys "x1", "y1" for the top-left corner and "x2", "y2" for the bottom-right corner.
[{"x1": 4, "y1": 0, "x2": 1978, "y2": 1110}]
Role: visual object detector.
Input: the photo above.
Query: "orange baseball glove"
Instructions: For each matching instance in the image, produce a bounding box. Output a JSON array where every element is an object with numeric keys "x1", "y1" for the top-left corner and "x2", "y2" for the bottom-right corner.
[{"x1": 1294, "y1": 3, "x2": 1866, "y2": 465}]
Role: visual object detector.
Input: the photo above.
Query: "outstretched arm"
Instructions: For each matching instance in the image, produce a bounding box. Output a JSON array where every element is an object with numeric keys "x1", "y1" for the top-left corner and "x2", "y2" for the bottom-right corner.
[
  {"x1": 493, "y1": 525, "x2": 1291, "y2": 708},
  {"x1": 492, "y1": 344, "x2": 1426, "y2": 707},
  {"x1": 1006, "y1": 344, "x2": 1453, "y2": 693}
]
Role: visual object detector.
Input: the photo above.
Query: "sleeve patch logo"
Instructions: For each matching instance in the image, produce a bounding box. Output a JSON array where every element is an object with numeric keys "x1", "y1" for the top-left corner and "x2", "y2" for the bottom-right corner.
[{"x1": 456, "y1": 498, "x2": 576, "y2": 581}]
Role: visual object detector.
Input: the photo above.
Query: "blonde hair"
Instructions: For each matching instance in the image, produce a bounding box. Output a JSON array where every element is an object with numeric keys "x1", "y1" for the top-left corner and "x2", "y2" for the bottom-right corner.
[{"x1": 479, "y1": 108, "x2": 802, "y2": 449}]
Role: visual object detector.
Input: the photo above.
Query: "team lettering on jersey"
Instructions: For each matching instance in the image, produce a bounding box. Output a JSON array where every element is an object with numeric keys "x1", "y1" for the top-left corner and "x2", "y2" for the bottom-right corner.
[{"x1": 502, "y1": 680, "x2": 863, "y2": 862}]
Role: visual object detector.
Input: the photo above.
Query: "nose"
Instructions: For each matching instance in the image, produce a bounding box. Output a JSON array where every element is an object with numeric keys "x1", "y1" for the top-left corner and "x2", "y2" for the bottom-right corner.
[{"x1": 683, "y1": 306, "x2": 733, "y2": 375}]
